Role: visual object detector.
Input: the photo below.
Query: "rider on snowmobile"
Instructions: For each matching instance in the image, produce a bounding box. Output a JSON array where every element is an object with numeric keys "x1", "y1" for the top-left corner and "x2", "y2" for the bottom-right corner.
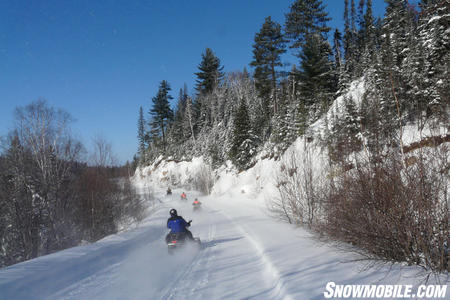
[{"x1": 166, "y1": 208, "x2": 194, "y2": 242}]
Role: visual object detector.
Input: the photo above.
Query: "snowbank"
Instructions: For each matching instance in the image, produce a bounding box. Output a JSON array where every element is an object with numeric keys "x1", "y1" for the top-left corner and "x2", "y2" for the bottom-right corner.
[
  {"x1": 133, "y1": 156, "x2": 207, "y2": 190},
  {"x1": 133, "y1": 74, "x2": 448, "y2": 211}
]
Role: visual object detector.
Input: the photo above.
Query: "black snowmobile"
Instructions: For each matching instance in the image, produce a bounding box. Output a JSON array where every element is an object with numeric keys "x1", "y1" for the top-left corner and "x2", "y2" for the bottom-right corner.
[
  {"x1": 166, "y1": 230, "x2": 201, "y2": 254},
  {"x1": 166, "y1": 220, "x2": 201, "y2": 254}
]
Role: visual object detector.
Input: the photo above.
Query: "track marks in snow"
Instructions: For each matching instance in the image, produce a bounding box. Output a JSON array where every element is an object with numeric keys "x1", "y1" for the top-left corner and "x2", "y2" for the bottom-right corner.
[
  {"x1": 158, "y1": 240, "x2": 208, "y2": 299},
  {"x1": 160, "y1": 206, "x2": 295, "y2": 299},
  {"x1": 219, "y1": 211, "x2": 295, "y2": 300},
  {"x1": 159, "y1": 221, "x2": 217, "y2": 299},
  {"x1": 49, "y1": 262, "x2": 122, "y2": 300}
]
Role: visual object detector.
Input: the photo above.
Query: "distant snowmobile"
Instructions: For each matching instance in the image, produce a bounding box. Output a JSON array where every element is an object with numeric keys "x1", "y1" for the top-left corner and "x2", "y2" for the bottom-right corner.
[
  {"x1": 180, "y1": 192, "x2": 187, "y2": 201},
  {"x1": 192, "y1": 198, "x2": 202, "y2": 211}
]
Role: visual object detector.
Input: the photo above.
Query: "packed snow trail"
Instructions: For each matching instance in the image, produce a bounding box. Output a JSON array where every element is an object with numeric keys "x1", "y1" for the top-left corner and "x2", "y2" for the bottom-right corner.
[
  {"x1": 0, "y1": 189, "x2": 447, "y2": 299},
  {"x1": 0, "y1": 192, "x2": 295, "y2": 299}
]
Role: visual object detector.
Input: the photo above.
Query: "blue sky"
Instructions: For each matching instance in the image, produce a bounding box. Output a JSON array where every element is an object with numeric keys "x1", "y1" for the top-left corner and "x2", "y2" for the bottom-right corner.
[{"x1": 0, "y1": 0, "x2": 388, "y2": 164}]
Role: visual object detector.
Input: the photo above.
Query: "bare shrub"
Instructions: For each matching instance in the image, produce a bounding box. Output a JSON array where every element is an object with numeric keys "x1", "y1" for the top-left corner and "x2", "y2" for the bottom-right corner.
[
  {"x1": 90, "y1": 134, "x2": 117, "y2": 167},
  {"x1": 140, "y1": 185, "x2": 157, "y2": 210},
  {"x1": 76, "y1": 167, "x2": 117, "y2": 241},
  {"x1": 193, "y1": 164, "x2": 214, "y2": 194},
  {"x1": 323, "y1": 145, "x2": 448, "y2": 272},
  {"x1": 269, "y1": 144, "x2": 325, "y2": 228},
  {"x1": 117, "y1": 177, "x2": 148, "y2": 225}
]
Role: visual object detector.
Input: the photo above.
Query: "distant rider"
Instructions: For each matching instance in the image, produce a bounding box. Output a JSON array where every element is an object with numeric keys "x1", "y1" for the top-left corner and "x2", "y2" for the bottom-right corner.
[
  {"x1": 180, "y1": 192, "x2": 187, "y2": 200},
  {"x1": 167, "y1": 187, "x2": 172, "y2": 195},
  {"x1": 166, "y1": 208, "x2": 194, "y2": 241}
]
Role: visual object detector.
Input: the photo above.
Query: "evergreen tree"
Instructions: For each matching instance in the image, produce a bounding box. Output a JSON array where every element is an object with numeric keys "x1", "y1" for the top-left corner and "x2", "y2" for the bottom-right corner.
[
  {"x1": 355, "y1": 0, "x2": 376, "y2": 71},
  {"x1": 195, "y1": 48, "x2": 224, "y2": 96},
  {"x1": 242, "y1": 66, "x2": 250, "y2": 79},
  {"x1": 298, "y1": 34, "x2": 334, "y2": 115},
  {"x1": 137, "y1": 106, "x2": 146, "y2": 163},
  {"x1": 229, "y1": 98, "x2": 256, "y2": 171},
  {"x1": 171, "y1": 86, "x2": 188, "y2": 143},
  {"x1": 183, "y1": 96, "x2": 196, "y2": 143},
  {"x1": 285, "y1": 0, "x2": 331, "y2": 52},
  {"x1": 326, "y1": 96, "x2": 361, "y2": 163},
  {"x1": 341, "y1": 96, "x2": 361, "y2": 156},
  {"x1": 333, "y1": 29, "x2": 343, "y2": 72},
  {"x1": 343, "y1": 0, "x2": 351, "y2": 61},
  {"x1": 285, "y1": 0, "x2": 335, "y2": 120},
  {"x1": 332, "y1": 28, "x2": 343, "y2": 93},
  {"x1": 342, "y1": 0, "x2": 360, "y2": 81},
  {"x1": 250, "y1": 16, "x2": 287, "y2": 115},
  {"x1": 149, "y1": 80, "x2": 173, "y2": 153},
  {"x1": 373, "y1": 0, "x2": 419, "y2": 135},
  {"x1": 413, "y1": 1, "x2": 449, "y2": 122}
]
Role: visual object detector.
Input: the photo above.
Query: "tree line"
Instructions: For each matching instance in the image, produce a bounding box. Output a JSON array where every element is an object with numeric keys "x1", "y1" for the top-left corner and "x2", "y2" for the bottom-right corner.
[
  {"x1": 137, "y1": 0, "x2": 448, "y2": 171},
  {"x1": 0, "y1": 100, "x2": 147, "y2": 268},
  {"x1": 137, "y1": 0, "x2": 449, "y2": 272}
]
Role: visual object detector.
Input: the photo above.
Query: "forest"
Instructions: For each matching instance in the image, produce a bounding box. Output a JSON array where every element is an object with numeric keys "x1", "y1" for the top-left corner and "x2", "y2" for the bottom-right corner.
[
  {"x1": 137, "y1": 0, "x2": 448, "y2": 272},
  {"x1": 0, "y1": 0, "x2": 448, "y2": 272}
]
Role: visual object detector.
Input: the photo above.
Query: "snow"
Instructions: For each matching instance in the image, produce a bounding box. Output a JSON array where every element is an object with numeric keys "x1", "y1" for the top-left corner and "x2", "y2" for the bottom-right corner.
[
  {"x1": 1, "y1": 80, "x2": 448, "y2": 299},
  {"x1": 134, "y1": 156, "x2": 207, "y2": 190},
  {"x1": 1, "y1": 153, "x2": 448, "y2": 299},
  {"x1": 309, "y1": 77, "x2": 366, "y2": 137}
]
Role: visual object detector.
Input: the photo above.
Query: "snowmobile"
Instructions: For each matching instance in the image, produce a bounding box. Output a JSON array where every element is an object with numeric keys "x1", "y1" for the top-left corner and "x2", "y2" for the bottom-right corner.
[
  {"x1": 166, "y1": 231, "x2": 201, "y2": 254},
  {"x1": 180, "y1": 192, "x2": 187, "y2": 201},
  {"x1": 192, "y1": 199, "x2": 202, "y2": 211}
]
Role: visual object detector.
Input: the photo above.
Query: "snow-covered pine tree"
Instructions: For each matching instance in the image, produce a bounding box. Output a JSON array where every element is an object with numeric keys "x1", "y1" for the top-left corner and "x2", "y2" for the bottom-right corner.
[
  {"x1": 137, "y1": 106, "x2": 146, "y2": 164},
  {"x1": 342, "y1": 0, "x2": 356, "y2": 83},
  {"x1": 358, "y1": 0, "x2": 377, "y2": 71},
  {"x1": 285, "y1": 0, "x2": 335, "y2": 120},
  {"x1": 169, "y1": 87, "x2": 188, "y2": 147},
  {"x1": 229, "y1": 97, "x2": 257, "y2": 171},
  {"x1": 250, "y1": 16, "x2": 287, "y2": 116},
  {"x1": 342, "y1": 95, "x2": 362, "y2": 155},
  {"x1": 183, "y1": 96, "x2": 196, "y2": 145},
  {"x1": 332, "y1": 28, "x2": 343, "y2": 95},
  {"x1": 0, "y1": 136, "x2": 33, "y2": 266},
  {"x1": 414, "y1": 0, "x2": 449, "y2": 123},
  {"x1": 195, "y1": 48, "x2": 224, "y2": 96},
  {"x1": 285, "y1": 0, "x2": 331, "y2": 50},
  {"x1": 149, "y1": 80, "x2": 174, "y2": 153},
  {"x1": 297, "y1": 33, "x2": 335, "y2": 118}
]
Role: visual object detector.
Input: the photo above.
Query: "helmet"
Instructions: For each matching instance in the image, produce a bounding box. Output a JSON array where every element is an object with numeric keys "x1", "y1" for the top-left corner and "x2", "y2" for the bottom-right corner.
[{"x1": 170, "y1": 208, "x2": 177, "y2": 217}]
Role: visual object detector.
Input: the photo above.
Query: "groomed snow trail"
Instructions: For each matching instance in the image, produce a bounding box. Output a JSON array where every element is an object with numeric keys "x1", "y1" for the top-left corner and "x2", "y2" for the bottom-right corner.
[
  {"x1": 1, "y1": 190, "x2": 445, "y2": 299},
  {"x1": 0, "y1": 193, "x2": 295, "y2": 300},
  {"x1": 157, "y1": 202, "x2": 293, "y2": 300}
]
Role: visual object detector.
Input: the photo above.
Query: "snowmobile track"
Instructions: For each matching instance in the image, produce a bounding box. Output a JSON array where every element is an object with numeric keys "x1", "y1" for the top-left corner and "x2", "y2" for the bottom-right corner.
[
  {"x1": 219, "y1": 211, "x2": 295, "y2": 300},
  {"x1": 158, "y1": 224, "x2": 216, "y2": 300}
]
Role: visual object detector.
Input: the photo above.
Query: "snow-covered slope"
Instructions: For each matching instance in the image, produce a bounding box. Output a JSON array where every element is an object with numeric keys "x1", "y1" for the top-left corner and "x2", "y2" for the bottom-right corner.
[
  {"x1": 1, "y1": 80, "x2": 448, "y2": 299},
  {"x1": 1, "y1": 186, "x2": 446, "y2": 300}
]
